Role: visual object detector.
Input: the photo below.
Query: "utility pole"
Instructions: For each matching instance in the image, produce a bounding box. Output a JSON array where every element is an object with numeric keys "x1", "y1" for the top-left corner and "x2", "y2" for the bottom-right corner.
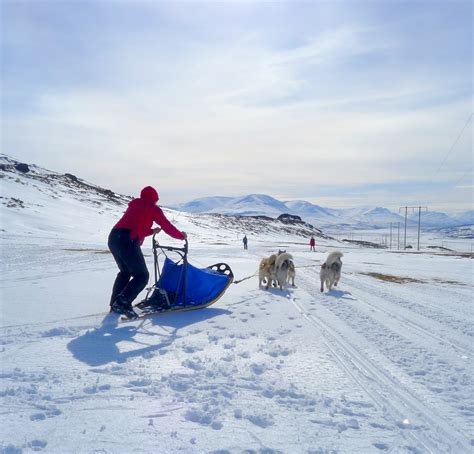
[
  {"x1": 399, "y1": 206, "x2": 428, "y2": 250},
  {"x1": 390, "y1": 222, "x2": 393, "y2": 249},
  {"x1": 399, "y1": 206, "x2": 408, "y2": 249},
  {"x1": 397, "y1": 222, "x2": 400, "y2": 249},
  {"x1": 416, "y1": 206, "x2": 428, "y2": 250}
]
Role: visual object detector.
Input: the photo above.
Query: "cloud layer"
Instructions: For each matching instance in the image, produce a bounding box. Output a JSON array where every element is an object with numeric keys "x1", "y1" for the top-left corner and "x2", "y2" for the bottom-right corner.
[{"x1": 2, "y1": 1, "x2": 472, "y2": 211}]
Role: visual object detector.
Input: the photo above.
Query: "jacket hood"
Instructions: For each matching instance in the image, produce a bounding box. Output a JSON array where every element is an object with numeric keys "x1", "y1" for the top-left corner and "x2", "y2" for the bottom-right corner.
[{"x1": 140, "y1": 186, "x2": 159, "y2": 202}]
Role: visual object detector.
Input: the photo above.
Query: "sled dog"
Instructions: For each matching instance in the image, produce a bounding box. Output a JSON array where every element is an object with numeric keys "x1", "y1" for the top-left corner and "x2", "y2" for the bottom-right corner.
[
  {"x1": 320, "y1": 251, "x2": 343, "y2": 292},
  {"x1": 259, "y1": 254, "x2": 277, "y2": 289},
  {"x1": 259, "y1": 250, "x2": 290, "y2": 290},
  {"x1": 287, "y1": 260, "x2": 296, "y2": 287},
  {"x1": 274, "y1": 252, "x2": 293, "y2": 290}
]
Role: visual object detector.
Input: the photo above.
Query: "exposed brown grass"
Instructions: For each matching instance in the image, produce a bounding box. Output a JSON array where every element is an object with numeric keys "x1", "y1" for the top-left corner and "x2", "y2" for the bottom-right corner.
[
  {"x1": 362, "y1": 272, "x2": 468, "y2": 286},
  {"x1": 432, "y1": 278, "x2": 466, "y2": 286},
  {"x1": 362, "y1": 272, "x2": 424, "y2": 284}
]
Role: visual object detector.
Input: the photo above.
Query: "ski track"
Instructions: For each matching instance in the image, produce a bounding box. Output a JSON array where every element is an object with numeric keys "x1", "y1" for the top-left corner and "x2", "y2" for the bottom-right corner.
[
  {"x1": 342, "y1": 275, "x2": 472, "y2": 355},
  {"x1": 345, "y1": 273, "x2": 473, "y2": 339},
  {"x1": 295, "y1": 269, "x2": 473, "y2": 452}
]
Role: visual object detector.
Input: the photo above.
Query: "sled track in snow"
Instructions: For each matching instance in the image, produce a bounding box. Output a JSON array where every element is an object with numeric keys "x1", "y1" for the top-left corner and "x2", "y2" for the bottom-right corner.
[
  {"x1": 292, "y1": 279, "x2": 472, "y2": 453},
  {"x1": 342, "y1": 275, "x2": 471, "y2": 357},
  {"x1": 345, "y1": 273, "x2": 473, "y2": 337}
]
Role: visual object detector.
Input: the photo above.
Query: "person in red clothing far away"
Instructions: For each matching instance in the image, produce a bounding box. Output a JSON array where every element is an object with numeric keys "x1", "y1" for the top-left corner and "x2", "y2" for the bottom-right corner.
[
  {"x1": 310, "y1": 236, "x2": 316, "y2": 252},
  {"x1": 108, "y1": 186, "x2": 186, "y2": 318}
]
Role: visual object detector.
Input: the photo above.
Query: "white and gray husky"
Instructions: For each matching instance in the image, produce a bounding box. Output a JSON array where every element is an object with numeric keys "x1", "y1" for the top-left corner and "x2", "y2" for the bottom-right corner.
[
  {"x1": 320, "y1": 251, "x2": 343, "y2": 292},
  {"x1": 259, "y1": 251, "x2": 293, "y2": 291},
  {"x1": 274, "y1": 252, "x2": 293, "y2": 290}
]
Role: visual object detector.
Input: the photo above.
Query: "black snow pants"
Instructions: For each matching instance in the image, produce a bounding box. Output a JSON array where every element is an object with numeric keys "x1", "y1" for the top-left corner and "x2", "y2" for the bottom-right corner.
[{"x1": 108, "y1": 228, "x2": 149, "y2": 305}]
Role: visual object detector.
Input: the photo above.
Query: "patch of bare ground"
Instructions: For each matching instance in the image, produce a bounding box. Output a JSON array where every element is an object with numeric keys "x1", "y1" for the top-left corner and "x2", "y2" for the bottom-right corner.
[
  {"x1": 432, "y1": 278, "x2": 466, "y2": 286},
  {"x1": 362, "y1": 272, "x2": 425, "y2": 284},
  {"x1": 362, "y1": 272, "x2": 467, "y2": 286}
]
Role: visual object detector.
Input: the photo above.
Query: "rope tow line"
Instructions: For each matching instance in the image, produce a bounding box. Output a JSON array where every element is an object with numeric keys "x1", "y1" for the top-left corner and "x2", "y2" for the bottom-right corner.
[
  {"x1": 233, "y1": 272, "x2": 258, "y2": 284},
  {"x1": 233, "y1": 264, "x2": 320, "y2": 284}
]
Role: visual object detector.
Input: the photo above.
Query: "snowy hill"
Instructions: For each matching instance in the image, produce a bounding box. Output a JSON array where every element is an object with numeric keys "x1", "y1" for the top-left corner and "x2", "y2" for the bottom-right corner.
[
  {"x1": 0, "y1": 154, "x2": 326, "y2": 244},
  {"x1": 1, "y1": 153, "x2": 131, "y2": 242},
  {"x1": 1, "y1": 155, "x2": 473, "y2": 453}
]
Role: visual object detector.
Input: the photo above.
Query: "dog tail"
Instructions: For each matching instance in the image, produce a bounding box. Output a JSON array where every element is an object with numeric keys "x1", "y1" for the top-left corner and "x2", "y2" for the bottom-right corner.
[
  {"x1": 275, "y1": 252, "x2": 293, "y2": 269},
  {"x1": 325, "y1": 251, "x2": 343, "y2": 267}
]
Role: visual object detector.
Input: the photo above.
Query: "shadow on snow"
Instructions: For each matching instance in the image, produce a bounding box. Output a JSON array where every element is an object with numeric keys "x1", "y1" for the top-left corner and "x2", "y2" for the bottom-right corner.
[
  {"x1": 324, "y1": 289, "x2": 355, "y2": 300},
  {"x1": 67, "y1": 307, "x2": 230, "y2": 367}
]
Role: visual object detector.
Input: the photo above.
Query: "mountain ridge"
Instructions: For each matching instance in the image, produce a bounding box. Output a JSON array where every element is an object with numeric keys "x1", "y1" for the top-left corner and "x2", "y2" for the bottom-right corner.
[{"x1": 173, "y1": 195, "x2": 473, "y2": 229}]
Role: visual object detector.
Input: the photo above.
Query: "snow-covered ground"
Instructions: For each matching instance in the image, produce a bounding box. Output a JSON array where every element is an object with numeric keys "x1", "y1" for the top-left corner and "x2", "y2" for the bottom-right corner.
[
  {"x1": 1, "y1": 227, "x2": 473, "y2": 453},
  {"x1": 1, "y1": 158, "x2": 473, "y2": 453}
]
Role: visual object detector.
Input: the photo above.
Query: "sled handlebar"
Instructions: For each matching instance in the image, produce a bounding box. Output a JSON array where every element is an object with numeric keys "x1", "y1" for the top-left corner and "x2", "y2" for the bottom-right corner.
[{"x1": 152, "y1": 233, "x2": 188, "y2": 254}]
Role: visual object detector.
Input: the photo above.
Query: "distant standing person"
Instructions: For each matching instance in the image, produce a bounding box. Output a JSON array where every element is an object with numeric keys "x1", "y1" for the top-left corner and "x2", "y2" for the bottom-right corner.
[
  {"x1": 310, "y1": 236, "x2": 316, "y2": 252},
  {"x1": 243, "y1": 235, "x2": 248, "y2": 250},
  {"x1": 108, "y1": 186, "x2": 187, "y2": 318}
]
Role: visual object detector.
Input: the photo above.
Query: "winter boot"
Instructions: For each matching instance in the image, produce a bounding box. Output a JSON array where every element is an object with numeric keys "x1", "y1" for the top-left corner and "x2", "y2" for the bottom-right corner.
[{"x1": 111, "y1": 295, "x2": 138, "y2": 319}]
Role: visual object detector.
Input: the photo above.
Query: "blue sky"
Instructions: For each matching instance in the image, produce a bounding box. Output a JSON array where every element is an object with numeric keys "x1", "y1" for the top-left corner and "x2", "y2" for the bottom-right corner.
[{"x1": 1, "y1": 0, "x2": 472, "y2": 211}]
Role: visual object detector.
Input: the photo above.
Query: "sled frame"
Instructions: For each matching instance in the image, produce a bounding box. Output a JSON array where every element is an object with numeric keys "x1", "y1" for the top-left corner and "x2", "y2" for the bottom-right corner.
[{"x1": 138, "y1": 234, "x2": 234, "y2": 310}]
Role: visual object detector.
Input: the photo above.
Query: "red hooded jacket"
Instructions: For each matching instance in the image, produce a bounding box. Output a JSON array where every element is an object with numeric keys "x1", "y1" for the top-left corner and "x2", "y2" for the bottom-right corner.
[{"x1": 114, "y1": 186, "x2": 185, "y2": 245}]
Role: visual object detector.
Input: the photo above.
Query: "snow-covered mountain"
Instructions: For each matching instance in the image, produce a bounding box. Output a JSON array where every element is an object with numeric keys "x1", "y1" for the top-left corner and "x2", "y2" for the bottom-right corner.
[
  {"x1": 174, "y1": 195, "x2": 473, "y2": 230},
  {"x1": 177, "y1": 196, "x2": 234, "y2": 214},
  {"x1": 178, "y1": 194, "x2": 289, "y2": 217},
  {"x1": 284, "y1": 200, "x2": 336, "y2": 221},
  {"x1": 452, "y1": 210, "x2": 474, "y2": 225}
]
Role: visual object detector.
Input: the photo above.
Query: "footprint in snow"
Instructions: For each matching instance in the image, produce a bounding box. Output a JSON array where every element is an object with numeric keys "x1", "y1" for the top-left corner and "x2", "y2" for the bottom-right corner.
[
  {"x1": 185, "y1": 409, "x2": 220, "y2": 427},
  {"x1": 1, "y1": 444, "x2": 23, "y2": 453},
  {"x1": 83, "y1": 384, "x2": 111, "y2": 394},
  {"x1": 183, "y1": 346, "x2": 203, "y2": 354},
  {"x1": 27, "y1": 439, "x2": 48, "y2": 451},
  {"x1": 246, "y1": 413, "x2": 275, "y2": 428},
  {"x1": 30, "y1": 413, "x2": 46, "y2": 421},
  {"x1": 182, "y1": 359, "x2": 204, "y2": 371},
  {"x1": 250, "y1": 363, "x2": 267, "y2": 375},
  {"x1": 126, "y1": 379, "x2": 152, "y2": 388}
]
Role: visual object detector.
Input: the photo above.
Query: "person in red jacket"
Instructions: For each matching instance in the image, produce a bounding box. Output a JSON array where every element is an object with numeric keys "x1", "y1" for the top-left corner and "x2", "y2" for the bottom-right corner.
[
  {"x1": 108, "y1": 186, "x2": 186, "y2": 318},
  {"x1": 310, "y1": 236, "x2": 316, "y2": 252}
]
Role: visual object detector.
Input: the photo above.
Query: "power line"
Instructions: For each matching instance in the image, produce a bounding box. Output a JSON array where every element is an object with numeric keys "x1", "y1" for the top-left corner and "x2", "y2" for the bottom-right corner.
[
  {"x1": 434, "y1": 113, "x2": 473, "y2": 176},
  {"x1": 454, "y1": 169, "x2": 472, "y2": 187}
]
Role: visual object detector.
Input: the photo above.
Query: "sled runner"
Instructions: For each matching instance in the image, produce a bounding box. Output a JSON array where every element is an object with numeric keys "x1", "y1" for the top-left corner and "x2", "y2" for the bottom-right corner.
[{"x1": 123, "y1": 234, "x2": 233, "y2": 320}]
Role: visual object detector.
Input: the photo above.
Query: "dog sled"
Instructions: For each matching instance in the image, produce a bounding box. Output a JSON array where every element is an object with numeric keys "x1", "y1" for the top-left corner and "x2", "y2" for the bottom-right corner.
[{"x1": 130, "y1": 233, "x2": 234, "y2": 319}]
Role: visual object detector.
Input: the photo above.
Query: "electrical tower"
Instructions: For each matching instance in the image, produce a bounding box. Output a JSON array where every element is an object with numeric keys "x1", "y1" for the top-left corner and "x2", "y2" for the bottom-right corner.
[{"x1": 399, "y1": 206, "x2": 428, "y2": 250}]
